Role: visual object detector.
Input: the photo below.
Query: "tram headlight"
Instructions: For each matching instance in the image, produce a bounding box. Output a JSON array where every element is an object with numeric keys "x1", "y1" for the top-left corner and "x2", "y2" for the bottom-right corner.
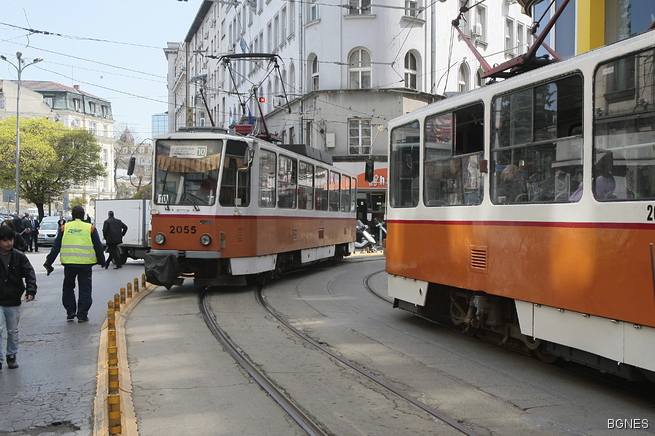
[
  {"x1": 200, "y1": 234, "x2": 212, "y2": 246},
  {"x1": 154, "y1": 233, "x2": 166, "y2": 245}
]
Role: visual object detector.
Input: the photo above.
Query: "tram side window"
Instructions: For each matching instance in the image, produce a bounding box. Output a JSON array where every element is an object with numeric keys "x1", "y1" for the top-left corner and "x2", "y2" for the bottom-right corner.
[
  {"x1": 219, "y1": 140, "x2": 251, "y2": 207},
  {"x1": 259, "y1": 149, "x2": 276, "y2": 208},
  {"x1": 491, "y1": 74, "x2": 583, "y2": 204},
  {"x1": 389, "y1": 121, "x2": 420, "y2": 208},
  {"x1": 298, "y1": 161, "x2": 314, "y2": 210},
  {"x1": 329, "y1": 171, "x2": 341, "y2": 211},
  {"x1": 277, "y1": 155, "x2": 297, "y2": 209},
  {"x1": 315, "y1": 167, "x2": 329, "y2": 210},
  {"x1": 341, "y1": 175, "x2": 351, "y2": 213},
  {"x1": 593, "y1": 48, "x2": 655, "y2": 201},
  {"x1": 423, "y1": 103, "x2": 484, "y2": 206}
]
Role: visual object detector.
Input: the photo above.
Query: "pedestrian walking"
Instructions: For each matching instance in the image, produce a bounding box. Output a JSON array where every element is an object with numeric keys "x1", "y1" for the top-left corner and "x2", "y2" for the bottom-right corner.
[
  {"x1": 43, "y1": 206, "x2": 105, "y2": 323},
  {"x1": 27, "y1": 214, "x2": 39, "y2": 252},
  {"x1": 12, "y1": 213, "x2": 24, "y2": 235},
  {"x1": 102, "y1": 210, "x2": 128, "y2": 269},
  {"x1": 1, "y1": 220, "x2": 28, "y2": 253},
  {"x1": 0, "y1": 225, "x2": 37, "y2": 370}
]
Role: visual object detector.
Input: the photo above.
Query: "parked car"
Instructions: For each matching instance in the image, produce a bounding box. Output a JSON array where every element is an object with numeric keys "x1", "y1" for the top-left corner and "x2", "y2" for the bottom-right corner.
[
  {"x1": 37, "y1": 216, "x2": 71, "y2": 246},
  {"x1": 37, "y1": 221, "x2": 61, "y2": 246}
]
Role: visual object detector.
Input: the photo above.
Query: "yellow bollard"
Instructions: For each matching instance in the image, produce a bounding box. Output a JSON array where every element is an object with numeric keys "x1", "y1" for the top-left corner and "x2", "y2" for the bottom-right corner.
[
  {"x1": 120, "y1": 288, "x2": 126, "y2": 305},
  {"x1": 107, "y1": 345, "x2": 118, "y2": 367},
  {"x1": 134, "y1": 278, "x2": 139, "y2": 294},
  {"x1": 113, "y1": 294, "x2": 121, "y2": 312},
  {"x1": 108, "y1": 393, "x2": 121, "y2": 434},
  {"x1": 142, "y1": 274, "x2": 146, "y2": 289},
  {"x1": 108, "y1": 365, "x2": 119, "y2": 394},
  {"x1": 107, "y1": 301, "x2": 116, "y2": 332},
  {"x1": 127, "y1": 284, "x2": 132, "y2": 299}
]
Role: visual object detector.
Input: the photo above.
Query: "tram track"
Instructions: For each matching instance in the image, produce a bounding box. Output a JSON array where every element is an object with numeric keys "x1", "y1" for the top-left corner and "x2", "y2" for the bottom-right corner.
[{"x1": 198, "y1": 282, "x2": 481, "y2": 436}]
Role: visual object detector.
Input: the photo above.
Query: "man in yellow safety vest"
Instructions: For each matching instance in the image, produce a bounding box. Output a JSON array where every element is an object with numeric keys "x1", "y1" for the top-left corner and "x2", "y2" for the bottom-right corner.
[{"x1": 43, "y1": 206, "x2": 106, "y2": 322}]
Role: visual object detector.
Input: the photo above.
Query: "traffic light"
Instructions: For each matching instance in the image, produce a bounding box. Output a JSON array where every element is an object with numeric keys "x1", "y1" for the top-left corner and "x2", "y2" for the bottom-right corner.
[
  {"x1": 259, "y1": 96, "x2": 266, "y2": 103},
  {"x1": 127, "y1": 156, "x2": 136, "y2": 176},
  {"x1": 365, "y1": 159, "x2": 374, "y2": 182}
]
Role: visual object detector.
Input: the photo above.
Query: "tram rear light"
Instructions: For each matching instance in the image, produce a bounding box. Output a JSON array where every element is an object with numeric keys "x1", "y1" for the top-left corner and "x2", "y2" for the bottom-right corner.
[
  {"x1": 154, "y1": 233, "x2": 166, "y2": 245},
  {"x1": 200, "y1": 234, "x2": 212, "y2": 246}
]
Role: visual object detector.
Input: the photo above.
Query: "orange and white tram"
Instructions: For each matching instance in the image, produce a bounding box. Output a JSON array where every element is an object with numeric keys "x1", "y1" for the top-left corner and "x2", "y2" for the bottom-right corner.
[
  {"x1": 386, "y1": 30, "x2": 655, "y2": 379},
  {"x1": 145, "y1": 128, "x2": 357, "y2": 288}
]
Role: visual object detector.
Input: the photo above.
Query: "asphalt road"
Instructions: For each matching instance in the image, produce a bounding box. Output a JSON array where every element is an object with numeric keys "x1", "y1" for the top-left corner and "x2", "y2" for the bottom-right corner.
[{"x1": 0, "y1": 250, "x2": 146, "y2": 436}]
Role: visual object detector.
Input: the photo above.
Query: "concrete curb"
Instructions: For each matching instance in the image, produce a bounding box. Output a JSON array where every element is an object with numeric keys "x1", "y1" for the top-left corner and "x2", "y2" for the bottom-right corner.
[{"x1": 94, "y1": 279, "x2": 156, "y2": 436}]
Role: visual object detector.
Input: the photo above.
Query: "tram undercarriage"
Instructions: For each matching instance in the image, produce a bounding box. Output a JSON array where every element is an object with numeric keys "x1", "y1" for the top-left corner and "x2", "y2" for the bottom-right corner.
[
  {"x1": 146, "y1": 243, "x2": 352, "y2": 289},
  {"x1": 393, "y1": 282, "x2": 654, "y2": 381}
]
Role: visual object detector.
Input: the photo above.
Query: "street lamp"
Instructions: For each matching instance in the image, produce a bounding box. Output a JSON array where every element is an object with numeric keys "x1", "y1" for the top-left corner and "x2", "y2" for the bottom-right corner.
[{"x1": 0, "y1": 51, "x2": 44, "y2": 215}]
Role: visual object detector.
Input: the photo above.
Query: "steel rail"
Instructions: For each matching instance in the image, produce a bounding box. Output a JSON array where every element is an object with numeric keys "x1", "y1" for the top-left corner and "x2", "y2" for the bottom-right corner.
[
  {"x1": 198, "y1": 288, "x2": 329, "y2": 436},
  {"x1": 256, "y1": 287, "x2": 481, "y2": 436}
]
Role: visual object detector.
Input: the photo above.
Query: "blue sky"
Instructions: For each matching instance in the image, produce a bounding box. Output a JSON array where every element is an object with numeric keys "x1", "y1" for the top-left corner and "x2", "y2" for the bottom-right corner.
[{"x1": 0, "y1": 1, "x2": 201, "y2": 140}]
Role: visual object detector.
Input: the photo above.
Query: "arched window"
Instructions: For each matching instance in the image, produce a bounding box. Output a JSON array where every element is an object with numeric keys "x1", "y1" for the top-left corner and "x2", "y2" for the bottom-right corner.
[
  {"x1": 349, "y1": 49, "x2": 371, "y2": 89},
  {"x1": 476, "y1": 68, "x2": 485, "y2": 88},
  {"x1": 404, "y1": 52, "x2": 418, "y2": 90},
  {"x1": 458, "y1": 63, "x2": 470, "y2": 93}
]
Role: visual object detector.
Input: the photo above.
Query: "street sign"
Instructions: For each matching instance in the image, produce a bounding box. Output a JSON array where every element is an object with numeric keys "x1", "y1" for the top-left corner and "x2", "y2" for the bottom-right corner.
[{"x1": 3, "y1": 190, "x2": 15, "y2": 203}]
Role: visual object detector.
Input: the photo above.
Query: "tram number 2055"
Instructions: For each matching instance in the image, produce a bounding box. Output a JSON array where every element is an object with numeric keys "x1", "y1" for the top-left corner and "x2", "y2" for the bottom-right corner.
[{"x1": 169, "y1": 225, "x2": 197, "y2": 234}]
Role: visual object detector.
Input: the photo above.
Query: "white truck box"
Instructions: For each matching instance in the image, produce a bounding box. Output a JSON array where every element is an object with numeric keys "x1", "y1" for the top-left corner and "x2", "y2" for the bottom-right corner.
[{"x1": 95, "y1": 199, "x2": 150, "y2": 262}]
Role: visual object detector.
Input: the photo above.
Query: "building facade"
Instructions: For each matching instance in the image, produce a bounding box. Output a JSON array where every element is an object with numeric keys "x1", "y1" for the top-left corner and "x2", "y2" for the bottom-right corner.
[
  {"x1": 525, "y1": 0, "x2": 655, "y2": 57},
  {"x1": 165, "y1": 0, "x2": 532, "y2": 223},
  {"x1": 0, "y1": 79, "x2": 116, "y2": 216}
]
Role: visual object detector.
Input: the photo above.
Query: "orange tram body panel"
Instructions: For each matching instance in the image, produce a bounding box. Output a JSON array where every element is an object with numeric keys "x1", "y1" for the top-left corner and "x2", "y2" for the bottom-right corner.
[
  {"x1": 386, "y1": 30, "x2": 655, "y2": 379},
  {"x1": 152, "y1": 213, "x2": 355, "y2": 259},
  {"x1": 386, "y1": 220, "x2": 655, "y2": 328},
  {"x1": 145, "y1": 128, "x2": 357, "y2": 289}
]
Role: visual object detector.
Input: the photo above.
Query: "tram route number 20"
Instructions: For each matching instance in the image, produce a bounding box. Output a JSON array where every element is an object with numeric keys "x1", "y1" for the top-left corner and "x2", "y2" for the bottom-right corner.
[{"x1": 169, "y1": 225, "x2": 197, "y2": 234}]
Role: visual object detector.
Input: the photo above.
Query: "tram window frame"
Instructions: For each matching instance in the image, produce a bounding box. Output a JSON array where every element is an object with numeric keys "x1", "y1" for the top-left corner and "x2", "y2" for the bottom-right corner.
[
  {"x1": 315, "y1": 166, "x2": 329, "y2": 211},
  {"x1": 329, "y1": 171, "x2": 341, "y2": 211},
  {"x1": 389, "y1": 120, "x2": 420, "y2": 208},
  {"x1": 220, "y1": 139, "x2": 251, "y2": 207},
  {"x1": 258, "y1": 148, "x2": 276, "y2": 208},
  {"x1": 298, "y1": 161, "x2": 314, "y2": 210},
  {"x1": 277, "y1": 154, "x2": 298, "y2": 209},
  {"x1": 593, "y1": 47, "x2": 655, "y2": 201},
  {"x1": 491, "y1": 73, "x2": 583, "y2": 204},
  {"x1": 341, "y1": 175, "x2": 351, "y2": 213},
  {"x1": 351, "y1": 177, "x2": 358, "y2": 212},
  {"x1": 423, "y1": 102, "x2": 484, "y2": 206}
]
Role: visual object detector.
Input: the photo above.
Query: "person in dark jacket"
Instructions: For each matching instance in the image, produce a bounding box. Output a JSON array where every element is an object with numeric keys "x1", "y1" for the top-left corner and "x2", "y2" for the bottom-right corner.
[
  {"x1": 0, "y1": 225, "x2": 37, "y2": 370},
  {"x1": 43, "y1": 206, "x2": 105, "y2": 323},
  {"x1": 1, "y1": 220, "x2": 28, "y2": 253},
  {"x1": 102, "y1": 210, "x2": 128, "y2": 269}
]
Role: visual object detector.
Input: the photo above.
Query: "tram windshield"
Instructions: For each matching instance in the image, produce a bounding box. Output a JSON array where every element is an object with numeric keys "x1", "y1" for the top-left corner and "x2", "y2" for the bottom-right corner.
[
  {"x1": 154, "y1": 138, "x2": 250, "y2": 208},
  {"x1": 154, "y1": 138, "x2": 222, "y2": 207}
]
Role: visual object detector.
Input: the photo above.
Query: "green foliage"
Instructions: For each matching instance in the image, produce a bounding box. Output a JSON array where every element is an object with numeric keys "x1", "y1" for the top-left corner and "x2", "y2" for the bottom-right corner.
[
  {"x1": 69, "y1": 196, "x2": 87, "y2": 210},
  {"x1": 133, "y1": 183, "x2": 152, "y2": 199},
  {"x1": 0, "y1": 117, "x2": 106, "y2": 213}
]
